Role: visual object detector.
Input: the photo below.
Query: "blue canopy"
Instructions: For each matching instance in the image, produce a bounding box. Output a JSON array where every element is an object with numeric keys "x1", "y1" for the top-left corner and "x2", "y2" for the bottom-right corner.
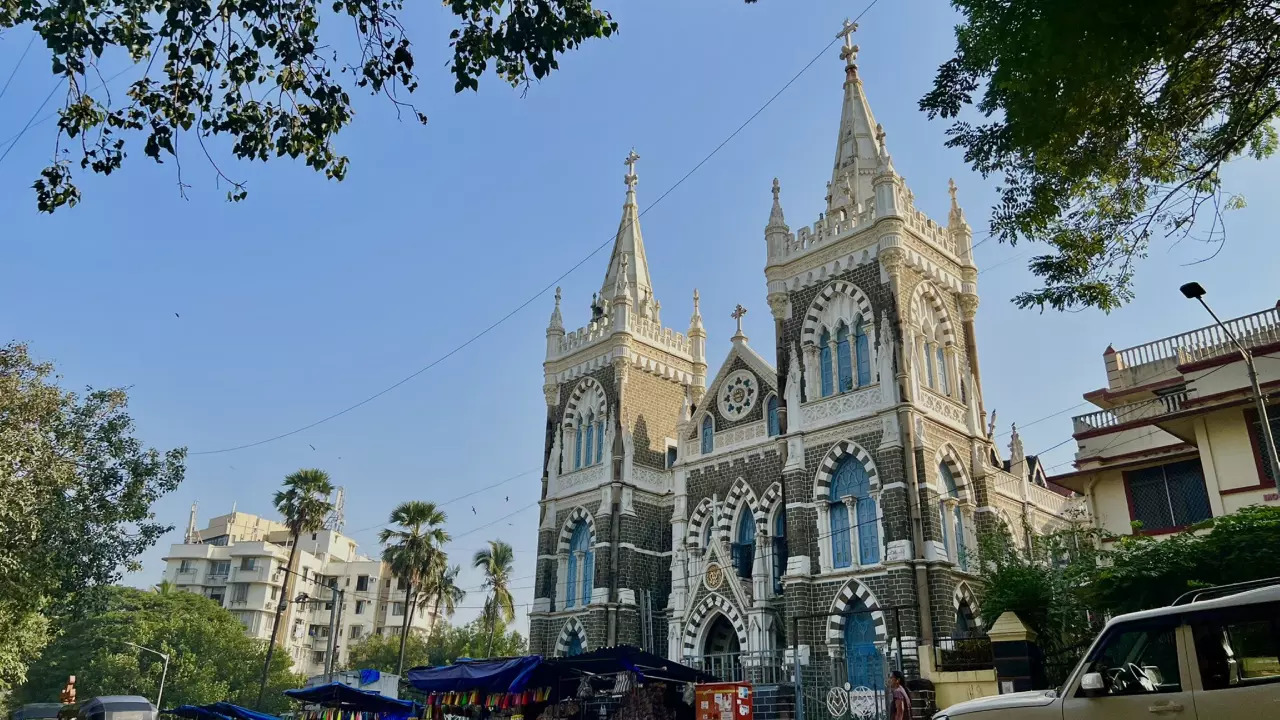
[
  {"x1": 406, "y1": 656, "x2": 544, "y2": 695},
  {"x1": 206, "y1": 704, "x2": 279, "y2": 720},
  {"x1": 282, "y1": 683, "x2": 418, "y2": 716},
  {"x1": 162, "y1": 707, "x2": 231, "y2": 720}
]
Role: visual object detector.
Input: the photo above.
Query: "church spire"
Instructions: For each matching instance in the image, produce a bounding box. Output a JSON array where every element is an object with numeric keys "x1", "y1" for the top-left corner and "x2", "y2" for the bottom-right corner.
[
  {"x1": 826, "y1": 19, "x2": 885, "y2": 219},
  {"x1": 600, "y1": 149, "x2": 656, "y2": 317}
]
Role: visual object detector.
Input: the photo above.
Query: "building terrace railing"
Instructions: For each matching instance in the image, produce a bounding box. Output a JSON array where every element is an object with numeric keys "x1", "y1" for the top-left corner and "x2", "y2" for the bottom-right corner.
[
  {"x1": 1114, "y1": 306, "x2": 1280, "y2": 371},
  {"x1": 933, "y1": 636, "x2": 994, "y2": 672},
  {"x1": 1072, "y1": 391, "x2": 1188, "y2": 434},
  {"x1": 993, "y1": 474, "x2": 1079, "y2": 516}
]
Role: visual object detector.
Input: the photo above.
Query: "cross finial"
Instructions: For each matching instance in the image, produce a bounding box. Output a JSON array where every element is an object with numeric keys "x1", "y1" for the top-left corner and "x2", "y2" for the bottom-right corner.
[
  {"x1": 732, "y1": 303, "x2": 747, "y2": 326},
  {"x1": 555, "y1": 286, "x2": 562, "y2": 306},
  {"x1": 948, "y1": 178, "x2": 958, "y2": 204},
  {"x1": 771, "y1": 178, "x2": 780, "y2": 202},
  {"x1": 875, "y1": 123, "x2": 887, "y2": 153},
  {"x1": 692, "y1": 288, "x2": 701, "y2": 313},
  {"x1": 838, "y1": 19, "x2": 859, "y2": 66},
  {"x1": 624, "y1": 148, "x2": 640, "y2": 191}
]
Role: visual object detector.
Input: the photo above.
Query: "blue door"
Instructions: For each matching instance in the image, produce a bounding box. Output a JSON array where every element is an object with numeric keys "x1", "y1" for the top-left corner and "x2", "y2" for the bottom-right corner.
[{"x1": 843, "y1": 610, "x2": 883, "y2": 690}]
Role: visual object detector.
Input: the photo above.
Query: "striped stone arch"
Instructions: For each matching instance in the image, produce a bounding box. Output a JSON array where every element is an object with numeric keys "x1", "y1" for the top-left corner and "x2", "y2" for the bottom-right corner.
[
  {"x1": 934, "y1": 443, "x2": 972, "y2": 502},
  {"x1": 759, "y1": 482, "x2": 783, "y2": 526},
  {"x1": 557, "y1": 506, "x2": 597, "y2": 552},
  {"x1": 801, "y1": 280, "x2": 875, "y2": 346},
  {"x1": 954, "y1": 582, "x2": 982, "y2": 626},
  {"x1": 686, "y1": 497, "x2": 715, "y2": 547},
  {"x1": 563, "y1": 377, "x2": 607, "y2": 427},
  {"x1": 813, "y1": 440, "x2": 880, "y2": 501},
  {"x1": 555, "y1": 616, "x2": 588, "y2": 656},
  {"x1": 909, "y1": 280, "x2": 955, "y2": 346},
  {"x1": 682, "y1": 592, "x2": 748, "y2": 657},
  {"x1": 719, "y1": 478, "x2": 761, "y2": 536},
  {"x1": 825, "y1": 579, "x2": 887, "y2": 646}
]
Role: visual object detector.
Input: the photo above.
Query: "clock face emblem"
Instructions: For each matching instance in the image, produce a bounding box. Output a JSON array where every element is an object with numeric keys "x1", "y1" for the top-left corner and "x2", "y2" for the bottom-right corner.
[{"x1": 718, "y1": 370, "x2": 758, "y2": 421}]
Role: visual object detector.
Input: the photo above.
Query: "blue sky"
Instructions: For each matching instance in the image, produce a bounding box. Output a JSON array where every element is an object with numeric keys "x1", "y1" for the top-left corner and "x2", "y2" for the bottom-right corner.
[{"x1": 3, "y1": 1, "x2": 1278, "y2": 634}]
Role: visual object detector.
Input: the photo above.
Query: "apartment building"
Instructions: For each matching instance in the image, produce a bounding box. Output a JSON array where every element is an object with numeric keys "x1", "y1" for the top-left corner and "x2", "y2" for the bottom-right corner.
[
  {"x1": 162, "y1": 508, "x2": 436, "y2": 676},
  {"x1": 1052, "y1": 300, "x2": 1280, "y2": 542}
]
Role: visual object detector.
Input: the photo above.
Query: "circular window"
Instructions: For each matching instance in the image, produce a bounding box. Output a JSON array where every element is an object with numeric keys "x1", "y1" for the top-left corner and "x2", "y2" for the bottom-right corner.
[{"x1": 717, "y1": 370, "x2": 758, "y2": 421}]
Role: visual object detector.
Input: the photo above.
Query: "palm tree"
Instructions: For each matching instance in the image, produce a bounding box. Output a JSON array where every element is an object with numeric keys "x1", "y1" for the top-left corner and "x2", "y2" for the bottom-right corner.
[
  {"x1": 425, "y1": 560, "x2": 466, "y2": 641},
  {"x1": 258, "y1": 468, "x2": 334, "y2": 708},
  {"x1": 472, "y1": 539, "x2": 515, "y2": 657},
  {"x1": 380, "y1": 500, "x2": 449, "y2": 676}
]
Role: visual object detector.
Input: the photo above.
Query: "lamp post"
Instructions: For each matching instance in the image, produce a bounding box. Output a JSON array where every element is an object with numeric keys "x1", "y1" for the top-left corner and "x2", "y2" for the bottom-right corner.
[
  {"x1": 123, "y1": 642, "x2": 169, "y2": 710},
  {"x1": 1179, "y1": 282, "x2": 1280, "y2": 484}
]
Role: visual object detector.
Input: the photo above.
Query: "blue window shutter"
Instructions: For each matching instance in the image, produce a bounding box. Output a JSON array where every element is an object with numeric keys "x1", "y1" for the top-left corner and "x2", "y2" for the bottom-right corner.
[
  {"x1": 926, "y1": 344, "x2": 936, "y2": 388},
  {"x1": 854, "y1": 320, "x2": 871, "y2": 386},
  {"x1": 767, "y1": 395, "x2": 779, "y2": 436},
  {"x1": 583, "y1": 420, "x2": 594, "y2": 466},
  {"x1": 858, "y1": 495, "x2": 879, "y2": 565},
  {"x1": 701, "y1": 416, "x2": 714, "y2": 454},
  {"x1": 939, "y1": 462, "x2": 958, "y2": 496},
  {"x1": 836, "y1": 325, "x2": 853, "y2": 392},
  {"x1": 937, "y1": 346, "x2": 949, "y2": 395},
  {"x1": 582, "y1": 548, "x2": 593, "y2": 603},
  {"x1": 566, "y1": 632, "x2": 583, "y2": 656},
  {"x1": 703, "y1": 520, "x2": 714, "y2": 548},
  {"x1": 938, "y1": 502, "x2": 949, "y2": 553},
  {"x1": 953, "y1": 504, "x2": 967, "y2": 570},
  {"x1": 574, "y1": 427, "x2": 582, "y2": 470},
  {"x1": 843, "y1": 601, "x2": 882, "y2": 689},
  {"x1": 596, "y1": 421, "x2": 605, "y2": 464},
  {"x1": 820, "y1": 330, "x2": 834, "y2": 397},
  {"x1": 565, "y1": 550, "x2": 578, "y2": 608},
  {"x1": 733, "y1": 509, "x2": 756, "y2": 579},
  {"x1": 830, "y1": 501, "x2": 852, "y2": 568}
]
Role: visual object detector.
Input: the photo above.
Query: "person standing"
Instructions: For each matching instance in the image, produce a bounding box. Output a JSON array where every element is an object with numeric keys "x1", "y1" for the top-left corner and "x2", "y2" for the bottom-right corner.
[{"x1": 889, "y1": 670, "x2": 912, "y2": 720}]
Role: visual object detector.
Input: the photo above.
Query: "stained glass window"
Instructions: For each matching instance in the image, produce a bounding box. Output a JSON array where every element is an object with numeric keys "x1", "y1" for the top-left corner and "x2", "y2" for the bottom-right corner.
[
  {"x1": 836, "y1": 324, "x2": 853, "y2": 392},
  {"x1": 766, "y1": 395, "x2": 780, "y2": 436},
  {"x1": 701, "y1": 415, "x2": 714, "y2": 454},
  {"x1": 854, "y1": 319, "x2": 871, "y2": 386},
  {"x1": 830, "y1": 456, "x2": 876, "y2": 567}
]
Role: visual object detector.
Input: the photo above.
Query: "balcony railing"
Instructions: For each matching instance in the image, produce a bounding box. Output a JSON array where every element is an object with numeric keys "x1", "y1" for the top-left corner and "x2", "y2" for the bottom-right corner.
[
  {"x1": 993, "y1": 475, "x2": 1079, "y2": 516},
  {"x1": 1073, "y1": 391, "x2": 1188, "y2": 433},
  {"x1": 684, "y1": 650, "x2": 789, "y2": 685},
  {"x1": 1114, "y1": 306, "x2": 1280, "y2": 370}
]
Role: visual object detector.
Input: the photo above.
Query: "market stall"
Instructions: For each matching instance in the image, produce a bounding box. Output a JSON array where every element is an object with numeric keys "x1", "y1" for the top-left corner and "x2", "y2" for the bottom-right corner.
[
  {"x1": 283, "y1": 683, "x2": 421, "y2": 720},
  {"x1": 164, "y1": 701, "x2": 279, "y2": 720},
  {"x1": 406, "y1": 647, "x2": 714, "y2": 720}
]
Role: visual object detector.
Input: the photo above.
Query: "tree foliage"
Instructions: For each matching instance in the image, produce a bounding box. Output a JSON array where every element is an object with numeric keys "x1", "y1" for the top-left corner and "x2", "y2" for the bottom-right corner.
[
  {"x1": 0, "y1": 343, "x2": 184, "y2": 690},
  {"x1": 15, "y1": 586, "x2": 304, "y2": 714},
  {"x1": 977, "y1": 505, "x2": 1280, "y2": 651},
  {"x1": 1, "y1": 0, "x2": 619, "y2": 211},
  {"x1": 1093, "y1": 504, "x2": 1280, "y2": 614},
  {"x1": 379, "y1": 500, "x2": 450, "y2": 675},
  {"x1": 922, "y1": 0, "x2": 1280, "y2": 311},
  {"x1": 974, "y1": 518, "x2": 1104, "y2": 653},
  {"x1": 472, "y1": 539, "x2": 515, "y2": 658},
  {"x1": 345, "y1": 617, "x2": 526, "y2": 673}
]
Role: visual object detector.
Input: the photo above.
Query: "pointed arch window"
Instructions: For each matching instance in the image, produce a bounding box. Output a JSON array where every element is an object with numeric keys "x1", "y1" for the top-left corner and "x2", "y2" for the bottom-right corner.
[
  {"x1": 564, "y1": 519, "x2": 593, "y2": 609},
  {"x1": 854, "y1": 318, "x2": 871, "y2": 386},
  {"x1": 766, "y1": 395, "x2": 780, "y2": 437},
  {"x1": 732, "y1": 508, "x2": 755, "y2": 579},
  {"x1": 702, "y1": 516, "x2": 714, "y2": 550},
  {"x1": 701, "y1": 415, "x2": 714, "y2": 454},
  {"x1": 936, "y1": 346, "x2": 949, "y2": 396},
  {"x1": 583, "y1": 411, "x2": 595, "y2": 466},
  {"x1": 938, "y1": 461, "x2": 970, "y2": 571},
  {"x1": 829, "y1": 456, "x2": 879, "y2": 568},
  {"x1": 842, "y1": 597, "x2": 882, "y2": 688},
  {"x1": 820, "y1": 329, "x2": 834, "y2": 398},
  {"x1": 565, "y1": 631, "x2": 584, "y2": 657},
  {"x1": 836, "y1": 324, "x2": 853, "y2": 392},
  {"x1": 595, "y1": 418, "x2": 605, "y2": 464}
]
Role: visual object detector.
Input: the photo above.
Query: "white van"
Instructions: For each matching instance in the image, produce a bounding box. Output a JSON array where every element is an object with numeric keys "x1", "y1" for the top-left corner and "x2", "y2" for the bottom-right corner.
[{"x1": 933, "y1": 580, "x2": 1280, "y2": 719}]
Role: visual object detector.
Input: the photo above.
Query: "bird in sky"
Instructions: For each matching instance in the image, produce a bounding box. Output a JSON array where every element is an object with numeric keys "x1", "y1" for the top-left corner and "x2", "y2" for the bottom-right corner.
[
  {"x1": 174, "y1": 312, "x2": 180, "y2": 318},
  {"x1": 505, "y1": 496, "x2": 509, "y2": 502},
  {"x1": 309, "y1": 444, "x2": 315, "y2": 451},
  {"x1": 472, "y1": 506, "x2": 477, "y2": 515}
]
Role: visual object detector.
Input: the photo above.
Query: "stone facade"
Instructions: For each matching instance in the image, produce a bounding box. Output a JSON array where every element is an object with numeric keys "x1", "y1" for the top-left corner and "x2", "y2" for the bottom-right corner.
[{"x1": 528, "y1": 28, "x2": 1081, "y2": 699}]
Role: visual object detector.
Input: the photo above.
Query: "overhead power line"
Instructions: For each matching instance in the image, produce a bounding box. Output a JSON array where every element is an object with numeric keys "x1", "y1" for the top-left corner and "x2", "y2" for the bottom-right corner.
[{"x1": 190, "y1": 0, "x2": 884, "y2": 456}]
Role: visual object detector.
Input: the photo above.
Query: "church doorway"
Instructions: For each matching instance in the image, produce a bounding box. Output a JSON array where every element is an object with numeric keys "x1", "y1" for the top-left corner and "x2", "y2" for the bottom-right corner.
[{"x1": 701, "y1": 613, "x2": 743, "y2": 680}]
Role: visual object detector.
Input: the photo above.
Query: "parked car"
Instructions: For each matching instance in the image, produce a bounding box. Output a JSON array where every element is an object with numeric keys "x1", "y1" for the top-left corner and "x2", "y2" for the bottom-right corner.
[
  {"x1": 933, "y1": 579, "x2": 1280, "y2": 719},
  {"x1": 11, "y1": 704, "x2": 64, "y2": 720},
  {"x1": 76, "y1": 697, "x2": 157, "y2": 720}
]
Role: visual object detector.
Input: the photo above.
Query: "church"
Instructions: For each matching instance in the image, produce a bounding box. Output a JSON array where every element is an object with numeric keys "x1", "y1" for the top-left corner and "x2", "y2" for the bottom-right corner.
[{"x1": 527, "y1": 22, "x2": 1077, "y2": 694}]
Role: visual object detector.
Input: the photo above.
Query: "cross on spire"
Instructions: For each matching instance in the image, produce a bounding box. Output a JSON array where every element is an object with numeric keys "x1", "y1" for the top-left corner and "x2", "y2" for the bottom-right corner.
[
  {"x1": 624, "y1": 148, "x2": 640, "y2": 191},
  {"x1": 838, "y1": 18, "x2": 859, "y2": 65},
  {"x1": 732, "y1": 304, "x2": 747, "y2": 333},
  {"x1": 948, "y1": 178, "x2": 958, "y2": 204}
]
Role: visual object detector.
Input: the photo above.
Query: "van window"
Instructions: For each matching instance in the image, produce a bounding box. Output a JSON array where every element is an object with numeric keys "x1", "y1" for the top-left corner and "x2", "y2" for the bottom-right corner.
[
  {"x1": 1190, "y1": 601, "x2": 1280, "y2": 690},
  {"x1": 1078, "y1": 619, "x2": 1182, "y2": 696}
]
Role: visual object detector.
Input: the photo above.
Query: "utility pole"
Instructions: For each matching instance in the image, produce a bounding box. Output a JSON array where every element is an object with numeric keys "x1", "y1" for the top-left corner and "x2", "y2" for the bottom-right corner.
[
  {"x1": 1180, "y1": 283, "x2": 1280, "y2": 483},
  {"x1": 124, "y1": 642, "x2": 169, "y2": 709},
  {"x1": 324, "y1": 583, "x2": 340, "y2": 681},
  {"x1": 331, "y1": 587, "x2": 346, "y2": 681}
]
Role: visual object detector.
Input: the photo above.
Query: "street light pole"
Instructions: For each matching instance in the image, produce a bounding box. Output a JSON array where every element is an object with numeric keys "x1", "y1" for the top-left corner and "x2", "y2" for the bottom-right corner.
[
  {"x1": 124, "y1": 642, "x2": 170, "y2": 709},
  {"x1": 1180, "y1": 282, "x2": 1280, "y2": 484}
]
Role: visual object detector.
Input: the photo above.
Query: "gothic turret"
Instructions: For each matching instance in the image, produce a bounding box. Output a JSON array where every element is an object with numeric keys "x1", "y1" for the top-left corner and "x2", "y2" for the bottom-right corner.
[
  {"x1": 948, "y1": 178, "x2": 975, "y2": 267},
  {"x1": 600, "y1": 149, "x2": 656, "y2": 319},
  {"x1": 688, "y1": 289, "x2": 707, "y2": 404},
  {"x1": 546, "y1": 286, "x2": 565, "y2": 358},
  {"x1": 765, "y1": 178, "x2": 790, "y2": 260}
]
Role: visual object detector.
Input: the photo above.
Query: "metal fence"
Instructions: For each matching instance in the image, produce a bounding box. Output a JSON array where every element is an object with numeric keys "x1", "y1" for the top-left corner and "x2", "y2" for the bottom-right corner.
[
  {"x1": 1041, "y1": 642, "x2": 1090, "y2": 690},
  {"x1": 932, "y1": 636, "x2": 993, "y2": 672},
  {"x1": 684, "y1": 650, "x2": 790, "y2": 685}
]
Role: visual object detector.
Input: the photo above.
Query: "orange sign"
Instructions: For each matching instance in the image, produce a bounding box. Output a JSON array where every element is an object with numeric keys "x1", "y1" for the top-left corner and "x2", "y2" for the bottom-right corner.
[{"x1": 695, "y1": 682, "x2": 752, "y2": 720}]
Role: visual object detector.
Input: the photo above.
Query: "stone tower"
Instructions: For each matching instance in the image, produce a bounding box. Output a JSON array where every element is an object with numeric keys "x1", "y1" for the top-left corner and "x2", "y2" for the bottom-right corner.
[{"x1": 529, "y1": 150, "x2": 694, "y2": 656}]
